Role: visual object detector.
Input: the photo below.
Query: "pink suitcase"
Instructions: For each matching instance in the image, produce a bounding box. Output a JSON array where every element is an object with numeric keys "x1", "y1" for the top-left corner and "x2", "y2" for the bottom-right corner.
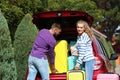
[{"x1": 97, "y1": 73, "x2": 119, "y2": 80}]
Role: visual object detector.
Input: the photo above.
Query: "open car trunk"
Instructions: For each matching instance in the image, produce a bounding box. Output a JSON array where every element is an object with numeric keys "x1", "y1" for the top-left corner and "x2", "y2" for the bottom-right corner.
[{"x1": 32, "y1": 10, "x2": 94, "y2": 41}]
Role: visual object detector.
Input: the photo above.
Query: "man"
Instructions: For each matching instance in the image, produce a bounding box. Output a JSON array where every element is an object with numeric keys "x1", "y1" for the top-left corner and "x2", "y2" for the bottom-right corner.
[{"x1": 27, "y1": 23, "x2": 61, "y2": 80}]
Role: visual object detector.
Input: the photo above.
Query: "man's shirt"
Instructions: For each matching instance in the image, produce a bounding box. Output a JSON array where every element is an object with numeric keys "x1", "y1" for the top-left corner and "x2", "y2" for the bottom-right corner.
[{"x1": 30, "y1": 29, "x2": 56, "y2": 64}]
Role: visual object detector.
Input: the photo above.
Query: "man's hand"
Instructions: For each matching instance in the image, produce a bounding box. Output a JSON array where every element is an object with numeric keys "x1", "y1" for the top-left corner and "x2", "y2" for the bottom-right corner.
[
  {"x1": 51, "y1": 68, "x2": 58, "y2": 73},
  {"x1": 50, "y1": 64, "x2": 58, "y2": 73}
]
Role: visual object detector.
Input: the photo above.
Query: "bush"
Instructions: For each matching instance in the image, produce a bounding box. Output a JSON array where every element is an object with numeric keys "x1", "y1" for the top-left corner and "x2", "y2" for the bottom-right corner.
[
  {"x1": 13, "y1": 13, "x2": 38, "y2": 80},
  {"x1": 0, "y1": 10, "x2": 17, "y2": 80}
]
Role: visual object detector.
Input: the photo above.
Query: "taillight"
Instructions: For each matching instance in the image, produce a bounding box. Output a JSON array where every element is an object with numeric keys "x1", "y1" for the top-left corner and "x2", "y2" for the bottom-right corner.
[{"x1": 94, "y1": 57, "x2": 102, "y2": 70}]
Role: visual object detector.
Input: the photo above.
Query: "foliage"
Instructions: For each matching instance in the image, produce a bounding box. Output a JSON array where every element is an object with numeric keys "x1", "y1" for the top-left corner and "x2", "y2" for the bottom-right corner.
[
  {"x1": 13, "y1": 14, "x2": 38, "y2": 80},
  {"x1": 0, "y1": 0, "x2": 105, "y2": 41},
  {"x1": 0, "y1": 0, "x2": 43, "y2": 42},
  {"x1": 0, "y1": 0, "x2": 120, "y2": 41},
  {"x1": 0, "y1": 0, "x2": 120, "y2": 79},
  {"x1": 104, "y1": 7, "x2": 120, "y2": 21},
  {"x1": 0, "y1": 10, "x2": 17, "y2": 80},
  {"x1": 93, "y1": 0, "x2": 120, "y2": 40},
  {"x1": 0, "y1": 2, "x2": 24, "y2": 42},
  {"x1": 47, "y1": 0, "x2": 103, "y2": 23}
]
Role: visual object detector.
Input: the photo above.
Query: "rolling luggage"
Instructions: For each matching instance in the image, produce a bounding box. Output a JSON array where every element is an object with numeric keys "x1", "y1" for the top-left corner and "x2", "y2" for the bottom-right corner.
[
  {"x1": 68, "y1": 41, "x2": 85, "y2": 70},
  {"x1": 49, "y1": 40, "x2": 68, "y2": 73},
  {"x1": 97, "y1": 73, "x2": 119, "y2": 80},
  {"x1": 68, "y1": 56, "x2": 78, "y2": 70},
  {"x1": 67, "y1": 70, "x2": 86, "y2": 80},
  {"x1": 68, "y1": 56, "x2": 85, "y2": 70}
]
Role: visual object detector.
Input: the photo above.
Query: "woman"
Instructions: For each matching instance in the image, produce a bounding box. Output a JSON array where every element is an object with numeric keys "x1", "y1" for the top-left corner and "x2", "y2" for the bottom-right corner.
[{"x1": 71, "y1": 20, "x2": 95, "y2": 80}]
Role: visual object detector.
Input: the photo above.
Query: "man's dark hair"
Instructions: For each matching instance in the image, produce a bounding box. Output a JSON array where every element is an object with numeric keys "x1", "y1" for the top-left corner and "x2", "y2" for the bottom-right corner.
[{"x1": 51, "y1": 23, "x2": 61, "y2": 29}]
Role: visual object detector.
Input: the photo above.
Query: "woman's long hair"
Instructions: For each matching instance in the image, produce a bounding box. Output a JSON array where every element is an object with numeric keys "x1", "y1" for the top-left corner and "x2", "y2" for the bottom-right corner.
[{"x1": 76, "y1": 20, "x2": 93, "y2": 40}]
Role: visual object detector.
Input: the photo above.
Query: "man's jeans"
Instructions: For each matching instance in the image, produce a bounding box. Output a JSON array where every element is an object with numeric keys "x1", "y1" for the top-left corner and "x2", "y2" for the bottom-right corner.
[
  {"x1": 27, "y1": 55, "x2": 49, "y2": 80},
  {"x1": 85, "y1": 59, "x2": 95, "y2": 80}
]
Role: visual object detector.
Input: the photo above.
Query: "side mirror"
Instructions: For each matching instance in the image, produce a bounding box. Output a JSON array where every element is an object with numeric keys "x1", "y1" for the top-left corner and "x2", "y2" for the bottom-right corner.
[{"x1": 109, "y1": 53, "x2": 118, "y2": 60}]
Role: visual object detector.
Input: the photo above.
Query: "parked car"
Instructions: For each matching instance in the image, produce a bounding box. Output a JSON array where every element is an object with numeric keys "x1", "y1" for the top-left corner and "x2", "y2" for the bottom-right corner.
[{"x1": 25, "y1": 10, "x2": 117, "y2": 80}]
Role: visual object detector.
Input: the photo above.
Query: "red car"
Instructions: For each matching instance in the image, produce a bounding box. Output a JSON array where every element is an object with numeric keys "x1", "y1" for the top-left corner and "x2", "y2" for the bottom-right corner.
[{"x1": 25, "y1": 10, "x2": 117, "y2": 80}]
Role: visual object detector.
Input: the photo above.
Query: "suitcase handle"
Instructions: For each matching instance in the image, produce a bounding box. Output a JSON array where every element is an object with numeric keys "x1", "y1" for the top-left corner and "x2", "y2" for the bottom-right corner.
[{"x1": 69, "y1": 69, "x2": 85, "y2": 72}]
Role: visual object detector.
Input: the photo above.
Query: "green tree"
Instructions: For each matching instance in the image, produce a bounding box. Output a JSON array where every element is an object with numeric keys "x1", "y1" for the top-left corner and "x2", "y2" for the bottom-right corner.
[
  {"x1": 0, "y1": 1, "x2": 24, "y2": 42},
  {"x1": 0, "y1": 0, "x2": 43, "y2": 42},
  {"x1": 46, "y1": 0, "x2": 103, "y2": 23},
  {"x1": 0, "y1": 10, "x2": 17, "y2": 80},
  {"x1": 70, "y1": 0, "x2": 104, "y2": 23},
  {"x1": 13, "y1": 13, "x2": 38, "y2": 80},
  {"x1": 93, "y1": 0, "x2": 120, "y2": 40},
  {"x1": 0, "y1": 0, "x2": 105, "y2": 42}
]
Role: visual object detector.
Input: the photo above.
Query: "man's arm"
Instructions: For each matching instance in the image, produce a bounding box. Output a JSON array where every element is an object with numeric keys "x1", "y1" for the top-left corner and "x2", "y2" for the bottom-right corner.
[{"x1": 49, "y1": 44, "x2": 57, "y2": 73}]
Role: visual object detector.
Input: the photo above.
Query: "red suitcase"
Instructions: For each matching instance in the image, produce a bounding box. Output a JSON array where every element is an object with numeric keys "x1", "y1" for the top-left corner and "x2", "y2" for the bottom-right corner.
[{"x1": 97, "y1": 73, "x2": 119, "y2": 80}]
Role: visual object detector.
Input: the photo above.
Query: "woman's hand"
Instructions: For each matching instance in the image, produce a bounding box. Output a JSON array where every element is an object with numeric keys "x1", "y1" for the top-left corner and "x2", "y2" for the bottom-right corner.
[
  {"x1": 74, "y1": 64, "x2": 80, "y2": 70},
  {"x1": 70, "y1": 46, "x2": 78, "y2": 56},
  {"x1": 70, "y1": 46, "x2": 75, "y2": 52}
]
